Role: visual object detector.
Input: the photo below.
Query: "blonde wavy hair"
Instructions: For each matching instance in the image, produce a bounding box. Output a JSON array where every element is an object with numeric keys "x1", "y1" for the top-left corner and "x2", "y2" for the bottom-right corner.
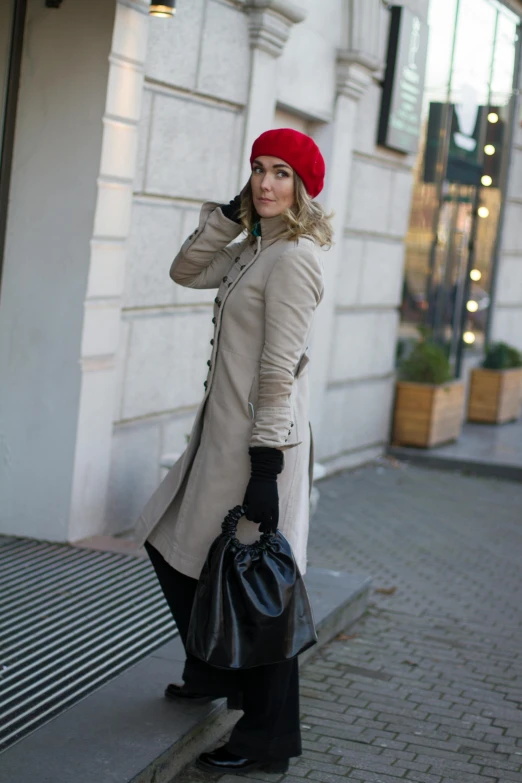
[{"x1": 239, "y1": 173, "x2": 334, "y2": 249}]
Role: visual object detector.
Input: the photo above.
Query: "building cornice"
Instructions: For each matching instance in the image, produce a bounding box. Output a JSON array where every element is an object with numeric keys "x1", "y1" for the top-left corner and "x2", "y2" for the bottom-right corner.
[
  {"x1": 245, "y1": 0, "x2": 307, "y2": 57},
  {"x1": 336, "y1": 49, "x2": 378, "y2": 101}
]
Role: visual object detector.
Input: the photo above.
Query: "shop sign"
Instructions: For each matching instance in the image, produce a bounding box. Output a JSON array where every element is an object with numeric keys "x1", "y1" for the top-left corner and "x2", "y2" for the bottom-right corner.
[{"x1": 378, "y1": 6, "x2": 429, "y2": 155}]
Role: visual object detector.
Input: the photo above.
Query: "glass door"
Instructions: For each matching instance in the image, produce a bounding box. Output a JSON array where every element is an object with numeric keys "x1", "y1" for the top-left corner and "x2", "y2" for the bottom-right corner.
[{"x1": 399, "y1": 0, "x2": 521, "y2": 375}]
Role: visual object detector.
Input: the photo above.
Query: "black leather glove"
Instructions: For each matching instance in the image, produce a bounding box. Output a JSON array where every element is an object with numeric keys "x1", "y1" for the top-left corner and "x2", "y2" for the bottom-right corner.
[
  {"x1": 243, "y1": 447, "x2": 284, "y2": 533},
  {"x1": 220, "y1": 194, "x2": 242, "y2": 224}
]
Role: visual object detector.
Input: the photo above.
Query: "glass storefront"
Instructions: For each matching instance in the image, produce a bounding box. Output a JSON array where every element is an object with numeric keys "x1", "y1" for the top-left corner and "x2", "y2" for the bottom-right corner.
[{"x1": 399, "y1": 0, "x2": 521, "y2": 374}]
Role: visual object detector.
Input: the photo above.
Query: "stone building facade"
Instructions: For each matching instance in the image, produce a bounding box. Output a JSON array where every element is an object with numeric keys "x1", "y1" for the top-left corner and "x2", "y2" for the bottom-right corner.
[{"x1": 0, "y1": 0, "x2": 520, "y2": 543}]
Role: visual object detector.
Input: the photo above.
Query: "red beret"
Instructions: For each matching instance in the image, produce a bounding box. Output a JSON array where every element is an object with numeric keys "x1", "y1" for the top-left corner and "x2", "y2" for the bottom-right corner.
[{"x1": 250, "y1": 128, "x2": 326, "y2": 199}]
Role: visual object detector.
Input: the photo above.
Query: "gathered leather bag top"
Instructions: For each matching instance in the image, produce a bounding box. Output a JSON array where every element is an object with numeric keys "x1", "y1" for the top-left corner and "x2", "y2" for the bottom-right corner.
[{"x1": 186, "y1": 505, "x2": 318, "y2": 669}]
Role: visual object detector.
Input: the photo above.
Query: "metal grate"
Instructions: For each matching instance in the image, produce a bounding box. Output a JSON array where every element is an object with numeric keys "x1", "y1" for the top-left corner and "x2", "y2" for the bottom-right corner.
[{"x1": 0, "y1": 535, "x2": 177, "y2": 753}]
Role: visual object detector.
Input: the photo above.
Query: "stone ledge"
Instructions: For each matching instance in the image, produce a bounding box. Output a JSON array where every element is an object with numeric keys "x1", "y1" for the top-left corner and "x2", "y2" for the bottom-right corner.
[{"x1": 0, "y1": 568, "x2": 371, "y2": 783}]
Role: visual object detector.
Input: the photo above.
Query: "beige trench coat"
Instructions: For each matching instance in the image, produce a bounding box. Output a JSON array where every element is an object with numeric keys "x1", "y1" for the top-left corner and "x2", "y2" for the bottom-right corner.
[{"x1": 134, "y1": 202, "x2": 325, "y2": 579}]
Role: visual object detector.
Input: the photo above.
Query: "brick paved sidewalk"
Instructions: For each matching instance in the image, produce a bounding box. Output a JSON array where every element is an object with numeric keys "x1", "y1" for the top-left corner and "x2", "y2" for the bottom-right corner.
[{"x1": 175, "y1": 459, "x2": 522, "y2": 783}]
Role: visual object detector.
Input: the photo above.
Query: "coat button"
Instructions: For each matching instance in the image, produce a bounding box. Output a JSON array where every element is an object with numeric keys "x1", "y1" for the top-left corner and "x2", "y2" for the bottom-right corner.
[
  {"x1": 290, "y1": 422, "x2": 294, "y2": 427},
  {"x1": 240, "y1": 264, "x2": 246, "y2": 270},
  {"x1": 210, "y1": 339, "x2": 214, "y2": 345},
  {"x1": 235, "y1": 257, "x2": 241, "y2": 262},
  {"x1": 212, "y1": 317, "x2": 216, "y2": 324},
  {"x1": 214, "y1": 296, "x2": 221, "y2": 306},
  {"x1": 204, "y1": 381, "x2": 208, "y2": 388},
  {"x1": 207, "y1": 360, "x2": 211, "y2": 367},
  {"x1": 222, "y1": 276, "x2": 228, "y2": 283}
]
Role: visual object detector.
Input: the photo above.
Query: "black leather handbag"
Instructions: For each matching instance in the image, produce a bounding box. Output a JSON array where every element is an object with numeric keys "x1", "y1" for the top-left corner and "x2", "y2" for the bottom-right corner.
[{"x1": 186, "y1": 504, "x2": 317, "y2": 669}]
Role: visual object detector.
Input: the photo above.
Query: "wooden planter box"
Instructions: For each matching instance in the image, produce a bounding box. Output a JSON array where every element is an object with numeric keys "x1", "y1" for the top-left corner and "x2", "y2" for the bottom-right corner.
[
  {"x1": 392, "y1": 380, "x2": 465, "y2": 448},
  {"x1": 467, "y1": 367, "x2": 522, "y2": 424}
]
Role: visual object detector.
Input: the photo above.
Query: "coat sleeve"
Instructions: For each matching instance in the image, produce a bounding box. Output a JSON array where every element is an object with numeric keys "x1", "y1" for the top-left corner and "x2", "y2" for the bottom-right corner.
[
  {"x1": 170, "y1": 202, "x2": 244, "y2": 289},
  {"x1": 249, "y1": 243, "x2": 324, "y2": 451}
]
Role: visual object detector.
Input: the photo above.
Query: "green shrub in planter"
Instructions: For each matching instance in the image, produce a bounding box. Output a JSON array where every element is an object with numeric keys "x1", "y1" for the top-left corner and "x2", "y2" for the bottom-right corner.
[
  {"x1": 399, "y1": 332, "x2": 452, "y2": 385},
  {"x1": 482, "y1": 342, "x2": 522, "y2": 370},
  {"x1": 468, "y1": 341, "x2": 522, "y2": 423}
]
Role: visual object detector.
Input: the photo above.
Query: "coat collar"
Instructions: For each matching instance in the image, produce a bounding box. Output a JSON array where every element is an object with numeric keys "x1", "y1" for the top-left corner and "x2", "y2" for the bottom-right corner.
[{"x1": 258, "y1": 214, "x2": 287, "y2": 242}]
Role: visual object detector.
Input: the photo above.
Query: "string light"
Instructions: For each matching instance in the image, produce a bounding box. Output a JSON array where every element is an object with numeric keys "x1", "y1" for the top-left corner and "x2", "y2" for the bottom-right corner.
[
  {"x1": 478, "y1": 206, "x2": 490, "y2": 218},
  {"x1": 466, "y1": 301, "x2": 478, "y2": 313},
  {"x1": 463, "y1": 332, "x2": 476, "y2": 344},
  {"x1": 484, "y1": 144, "x2": 495, "y2": 155},
  {"x1": 470, "y1": 269, "x2": 482, "y2": 281},
  {"x1": 487, "y1": 112, "x2": 499, "y2": 123},
  {"x1": 481, "y1": 175, "x2": 492, "y2": 186}
]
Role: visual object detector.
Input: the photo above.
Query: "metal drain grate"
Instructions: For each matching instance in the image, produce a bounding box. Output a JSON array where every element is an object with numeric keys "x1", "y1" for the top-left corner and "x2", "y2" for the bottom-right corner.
[{"x1": 0, "y1": 536, "x2": 177, "y2": 752}]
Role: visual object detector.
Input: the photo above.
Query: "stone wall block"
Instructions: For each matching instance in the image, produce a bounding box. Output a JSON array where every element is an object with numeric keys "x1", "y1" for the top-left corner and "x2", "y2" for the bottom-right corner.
[
  {"x1": 106, "y1": 60, "x2": 144, "y2": 123},
  {"x1": 87, "y1": 241, "x2": 127, "y2": 299},
  {"x1": 500, "y1": 202, "x2": 522, "y2": 254},
  {"x1": 113, "y1": 319, "x2": 131, "y2": 422},
  {"x1": 124, "y1": 201, "x2": 183, "y2": 308},
  {"x1": 81, "y1": 303, "x2": 122, "y2": 358},
  {"x1": 494, "y1": 255, "x2": 522, "y2": 306},
  {"x1": 104, "y1": 419, "x2": 162, "y2": 535},
  {"x1": 506, "y1": 148, "x2": 522, "y2": 201},
  {"x1": 353, "y1": 82, "x2": 382, "y2": 155},
  {"x1": 100, "y1": 119, "x2": 138, "y2": 181},
  {"x1": 146, "y1": 0, "x2": 205, "y2": 90},
  {"x1": 329, "y1": 309, "x2": 398, "y2": 382},
  {"x1": 198, "y1": 1, "x2": 250, "y2": 105},
  {"x1": 278, "y1": 27, "x2": 336, "y2": 119},
  {"x1": 161, "y1": 411, "x2": 198, "y2": 458},
  {"x1": 358, "y1": 240, "x2": 404, "y2": 306},
  {"x1": 94, "y1": 181, "x2": 134, "y2": 239},
  {"x1": 133, "y1": 89, "x2": 153, "y2": 192},
  {"x1": 111, "y1": 2, "x2": 149, "y2": 63},
  {"x1": 336, "y1": 236, "x2": 365, "y2": 307},
  {"x1": 317, "y1": 377, "x2": 394, "y2": 459},
  {"x1": 121, "y1": 309, "x2": 212, "y2": 419},
  {"x1": 69, "y1": 366, "x2": 123, "y2": 541},
  {"x1": 388, "y1": 169, "x2": 414, "y2": 237},
  {"x1": 346, "y1": 158, "x2": 393, "y2": 232},
  {"x1": 145, "y1": 95, "x2": 242, "y2": 200}
]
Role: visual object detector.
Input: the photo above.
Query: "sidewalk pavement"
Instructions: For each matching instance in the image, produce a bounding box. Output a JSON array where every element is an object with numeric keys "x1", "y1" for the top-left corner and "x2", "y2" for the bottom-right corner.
[{"x1": 175, "y1": 458, "x2": 522, "y2": 783}]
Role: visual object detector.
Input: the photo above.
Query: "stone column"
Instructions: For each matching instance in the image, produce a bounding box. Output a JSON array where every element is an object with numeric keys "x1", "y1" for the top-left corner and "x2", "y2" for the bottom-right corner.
[
  {"x1": 68, "y1": 0, "x2": 149, "y2": 541},
  {"x1": 309, "y1": 49, "x2": 380, "y2": 454},
  {"x1": 240, "y1": 0, "x2": 306, "y2": 183}
]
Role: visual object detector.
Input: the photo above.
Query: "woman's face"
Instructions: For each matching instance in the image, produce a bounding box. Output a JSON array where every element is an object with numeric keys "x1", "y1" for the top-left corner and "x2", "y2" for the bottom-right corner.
[{"x1": 250, "y1": 156, "x2": 295, "y2": 218}]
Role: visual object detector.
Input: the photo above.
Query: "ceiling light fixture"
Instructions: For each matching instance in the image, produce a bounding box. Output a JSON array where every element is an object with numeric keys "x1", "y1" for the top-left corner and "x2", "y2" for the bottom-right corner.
[{"x1": 150, "y1": 1, "x2": 176, "y2": 17}]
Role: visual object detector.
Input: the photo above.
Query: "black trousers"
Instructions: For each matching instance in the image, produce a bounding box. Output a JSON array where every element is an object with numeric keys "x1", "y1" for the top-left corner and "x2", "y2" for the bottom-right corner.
[{"x1": 145, "y1": 541, "x2": 302, "y2": 760}]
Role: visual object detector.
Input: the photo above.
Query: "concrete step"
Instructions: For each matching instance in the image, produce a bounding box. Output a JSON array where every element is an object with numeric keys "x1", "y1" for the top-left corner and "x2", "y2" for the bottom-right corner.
[{"x1": 1, "y1": 568, "x2": 371, "y2": 783}]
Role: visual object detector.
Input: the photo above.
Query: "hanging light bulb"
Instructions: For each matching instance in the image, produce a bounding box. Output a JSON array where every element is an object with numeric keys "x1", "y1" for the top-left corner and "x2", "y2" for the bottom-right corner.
[
  {"x1": 150, "y1": 0, "x2": 176, "y2": 17},
  {"x1": 463, "y1": 331, "x2": 476, "y2": 345}
]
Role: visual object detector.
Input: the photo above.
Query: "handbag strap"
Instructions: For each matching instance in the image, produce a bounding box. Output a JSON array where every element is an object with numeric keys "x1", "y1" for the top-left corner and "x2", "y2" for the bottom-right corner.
[{"x1": 221, "y1": 505, "x2": 274, "y2": 550}]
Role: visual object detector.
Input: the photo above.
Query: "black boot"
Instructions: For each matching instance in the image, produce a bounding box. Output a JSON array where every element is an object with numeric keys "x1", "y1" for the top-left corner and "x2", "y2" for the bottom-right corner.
[
  {"x1": 196, "y1": 744, "x2": 289, "y2": 774},
  {"x1": 164, "y1": 683, "x2": 215, "y2": 705}
]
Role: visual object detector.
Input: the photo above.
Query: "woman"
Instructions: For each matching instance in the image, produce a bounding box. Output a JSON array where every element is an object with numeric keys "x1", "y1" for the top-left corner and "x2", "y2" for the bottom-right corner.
[{"x1": 135, "y1": 128, "x2": 333, "y2": 774}]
